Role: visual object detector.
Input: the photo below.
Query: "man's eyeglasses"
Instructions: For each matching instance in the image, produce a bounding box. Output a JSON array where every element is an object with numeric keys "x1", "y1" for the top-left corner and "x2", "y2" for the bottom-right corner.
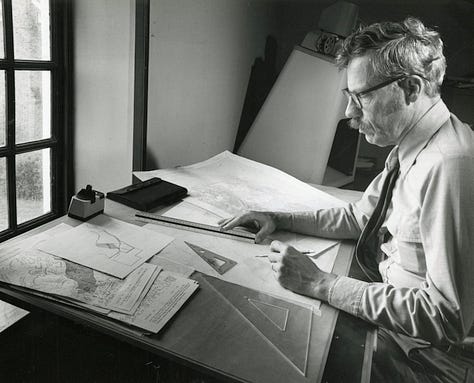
[{"x1": 342, "y1": 75, "x2": 407, "y2": 109}]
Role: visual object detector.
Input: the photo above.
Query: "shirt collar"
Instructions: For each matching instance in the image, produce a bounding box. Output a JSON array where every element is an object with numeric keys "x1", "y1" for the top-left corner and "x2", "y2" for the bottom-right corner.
[{"x1": 396, "y1": 99, "x2": 450, "y2": 175}]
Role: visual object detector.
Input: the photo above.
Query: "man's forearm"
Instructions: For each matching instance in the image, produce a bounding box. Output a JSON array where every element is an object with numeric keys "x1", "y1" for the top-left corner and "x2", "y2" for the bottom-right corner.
[{"x1": 271, "y1": 208, "x2": 361, "y2": 240}]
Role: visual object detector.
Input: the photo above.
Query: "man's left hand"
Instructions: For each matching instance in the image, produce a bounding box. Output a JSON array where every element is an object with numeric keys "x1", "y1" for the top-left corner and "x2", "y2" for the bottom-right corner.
[{"x1": 268, "y1": 240, "x2": 338, "y2": 301}]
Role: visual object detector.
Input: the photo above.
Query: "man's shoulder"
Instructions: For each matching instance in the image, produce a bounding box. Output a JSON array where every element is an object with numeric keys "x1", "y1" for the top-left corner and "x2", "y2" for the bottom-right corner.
[{"x1": 423, "y1": 113, "x2": 473, "y2": 162}]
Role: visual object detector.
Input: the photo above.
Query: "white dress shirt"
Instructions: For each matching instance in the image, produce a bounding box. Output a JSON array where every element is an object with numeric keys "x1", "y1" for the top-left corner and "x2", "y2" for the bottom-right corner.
[{"x1": 288, "y1": 100, "x2": 474, "y2": 350}]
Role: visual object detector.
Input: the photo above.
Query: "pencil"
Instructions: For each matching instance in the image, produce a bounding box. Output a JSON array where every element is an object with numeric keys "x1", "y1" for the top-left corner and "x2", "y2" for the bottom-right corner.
[{"x1": 255, "y1": 250, "x2": 316, "y2": 258}]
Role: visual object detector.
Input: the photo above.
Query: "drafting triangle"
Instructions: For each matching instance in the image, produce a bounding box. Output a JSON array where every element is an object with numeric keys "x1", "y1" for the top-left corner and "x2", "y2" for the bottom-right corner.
[
  {"x1": 202, "y1": 275, "x2": 312, "y2": 376},
  {"x1": 184, "y1": 241, "x2": 237, "y2": 275},
  {"x1": 248, "y1": 298, "x2": 289, "y2": 331}
]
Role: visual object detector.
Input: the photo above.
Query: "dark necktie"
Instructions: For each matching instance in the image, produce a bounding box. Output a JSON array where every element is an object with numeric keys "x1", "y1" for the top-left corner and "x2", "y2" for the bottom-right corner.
[{"x1": 355, "y1": 154, "x2": 400, "y2": 282}]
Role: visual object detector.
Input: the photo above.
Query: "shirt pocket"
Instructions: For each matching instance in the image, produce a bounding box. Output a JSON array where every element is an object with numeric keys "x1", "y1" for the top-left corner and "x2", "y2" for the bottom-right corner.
[
  {"x1": 386, "y1": 211, "x2": 425, "y2": 275},
  {"x1": 387, "y1": 212, "x2": 422, "y2": 243}
]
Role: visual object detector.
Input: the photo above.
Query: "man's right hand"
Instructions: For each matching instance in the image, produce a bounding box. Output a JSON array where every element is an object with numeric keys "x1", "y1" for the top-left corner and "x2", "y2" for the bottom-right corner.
[{"x1": 218, "y1": 211, "x2": 277, "y2": 243}]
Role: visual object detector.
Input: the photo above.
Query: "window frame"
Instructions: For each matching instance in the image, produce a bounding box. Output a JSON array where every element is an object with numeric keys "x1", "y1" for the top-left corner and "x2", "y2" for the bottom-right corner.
[{"x1": 0, "y1": 0, "x2": 73, "y2": 242}]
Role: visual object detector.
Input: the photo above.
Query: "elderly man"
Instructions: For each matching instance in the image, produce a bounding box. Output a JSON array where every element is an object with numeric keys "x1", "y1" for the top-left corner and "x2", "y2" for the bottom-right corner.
[{"x1": 221, "y1": 17, "x2": 474, "y2": 382}]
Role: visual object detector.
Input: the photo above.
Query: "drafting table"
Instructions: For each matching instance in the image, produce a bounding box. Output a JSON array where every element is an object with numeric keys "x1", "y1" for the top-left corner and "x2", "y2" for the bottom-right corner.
[{"x1": 0, "y1": 186, "x2": 375, "y2": 383}]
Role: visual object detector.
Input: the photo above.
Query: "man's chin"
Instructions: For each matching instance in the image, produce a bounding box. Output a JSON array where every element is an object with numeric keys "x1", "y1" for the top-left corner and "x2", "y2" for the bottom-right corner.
[
  {"x1": 363, "y1": 133, "x2": 375, "y2": 143},
  {"x1": 363, "y1": 133, "x2": 389, "y2": 147}
]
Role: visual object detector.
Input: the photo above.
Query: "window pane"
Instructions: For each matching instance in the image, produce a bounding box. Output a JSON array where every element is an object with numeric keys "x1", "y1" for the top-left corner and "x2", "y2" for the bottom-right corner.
[
  {"x1": 16, "y1": 149, "x2": 51, "y2": 224},
  {"x1": 0, "y1": 157, "x2": 7, "y2": 230},
  {"x1": 15, "y1": 71, "x2": 51, "y2": 144},
  {"x1": 0, "y1": 1, "x2": 4, "y2": 59},
  {"x1": 0, "y1": 71, "x2": 5, "y2": 147},
  {"x1": 12, "y1": 0, "x2": 50, "y2": 61}
]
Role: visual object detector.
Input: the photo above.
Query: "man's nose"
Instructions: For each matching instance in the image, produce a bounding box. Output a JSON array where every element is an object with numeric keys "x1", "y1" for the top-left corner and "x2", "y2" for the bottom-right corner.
[{"x1": 345, "y1": 97, "x2": 361, "y2": 119}]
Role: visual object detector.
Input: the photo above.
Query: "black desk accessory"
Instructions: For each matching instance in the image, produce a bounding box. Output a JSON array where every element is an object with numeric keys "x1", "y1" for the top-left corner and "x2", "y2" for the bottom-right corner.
[{"x1": 107, "y1": 177, "x2": 188, "y2": 211}]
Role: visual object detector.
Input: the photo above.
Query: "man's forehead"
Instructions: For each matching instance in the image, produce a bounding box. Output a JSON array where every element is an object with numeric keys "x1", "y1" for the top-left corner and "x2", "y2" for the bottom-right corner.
[{"x1": 346, "y1": 56, "x2": 371, "y2": 91}]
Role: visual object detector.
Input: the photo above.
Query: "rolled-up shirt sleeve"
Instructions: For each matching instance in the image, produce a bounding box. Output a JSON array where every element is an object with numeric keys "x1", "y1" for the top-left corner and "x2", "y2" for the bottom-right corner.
[{"x1": 329, "y1": 156, "x2": 474, "y2": 346}]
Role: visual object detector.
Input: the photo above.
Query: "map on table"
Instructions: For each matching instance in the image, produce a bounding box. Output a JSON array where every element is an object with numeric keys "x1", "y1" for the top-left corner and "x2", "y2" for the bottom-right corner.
[
  {"x1": 0, "y1": 224, "x2": 160, "y2": 314},
  {"x1": 0, "y1": 223, "x2": 199, "y2": 334},
  {"x1": 134, "y1": 151, "x2": 346, "y2": 221}
]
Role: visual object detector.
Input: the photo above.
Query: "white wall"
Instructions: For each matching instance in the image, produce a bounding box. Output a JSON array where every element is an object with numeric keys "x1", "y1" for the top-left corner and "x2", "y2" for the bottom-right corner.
[
  {"x1": 74, "y1": 0, "x2": 135, "y2": 192},
  {"x1": 72, "y1": 0, "x2": 473, "y2": 187},
  {"x1": 146, "y1": 0, "x2": 278, "y2": 169}
]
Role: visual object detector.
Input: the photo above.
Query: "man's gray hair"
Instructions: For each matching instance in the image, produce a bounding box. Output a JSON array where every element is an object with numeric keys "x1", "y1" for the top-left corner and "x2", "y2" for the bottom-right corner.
[{"x1": 336, "y1": 17, "x2": 446, "y2": 97}]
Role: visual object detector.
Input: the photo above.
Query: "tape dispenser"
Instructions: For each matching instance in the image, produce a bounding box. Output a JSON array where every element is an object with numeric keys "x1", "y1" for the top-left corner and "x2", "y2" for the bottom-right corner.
[{"x1": 68, "y1": 185, "x2": 105, "y2": 221}]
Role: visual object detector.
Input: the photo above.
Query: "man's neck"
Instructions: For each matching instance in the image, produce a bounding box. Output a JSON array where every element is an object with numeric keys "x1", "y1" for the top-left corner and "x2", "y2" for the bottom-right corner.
[{"x1": 397, "y1": 96, "x2": 441, "y2": 145}]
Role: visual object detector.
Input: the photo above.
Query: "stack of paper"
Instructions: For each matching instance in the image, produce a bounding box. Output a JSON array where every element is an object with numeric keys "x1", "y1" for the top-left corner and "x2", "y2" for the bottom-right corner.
[{"x1": 0, "y1": 217, "x2": 199, "y2": 334}]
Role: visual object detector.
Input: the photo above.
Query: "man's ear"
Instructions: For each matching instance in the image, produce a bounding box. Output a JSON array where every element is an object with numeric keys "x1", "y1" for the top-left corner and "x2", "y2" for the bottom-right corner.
[{"x1": 400, "y1": 76, "x2": 423, "y2": 104}]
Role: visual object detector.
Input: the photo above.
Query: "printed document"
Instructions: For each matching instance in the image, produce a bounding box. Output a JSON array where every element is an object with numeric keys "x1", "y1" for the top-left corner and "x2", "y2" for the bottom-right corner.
[{"x1": 109, "y1": 270, "x2": 199, "y2": 333}]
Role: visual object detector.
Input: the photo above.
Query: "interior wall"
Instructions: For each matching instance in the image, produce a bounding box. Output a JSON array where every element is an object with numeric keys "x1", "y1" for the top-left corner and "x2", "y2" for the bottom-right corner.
[
  {"x1": 71, "y1": 0, "x2": 472, "y2": 188},
  {"x1": 73, "y1": 0, "x2": 135, "y2": 192},
  {"x1": 146, "y1": 0, "x2": 278, "y2": 169}
]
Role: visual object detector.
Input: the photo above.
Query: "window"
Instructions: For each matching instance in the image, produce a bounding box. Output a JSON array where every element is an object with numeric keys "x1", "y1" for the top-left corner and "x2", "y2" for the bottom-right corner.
[{"x1": 0, "y1": 0, "x2": 72, "y2": 242}]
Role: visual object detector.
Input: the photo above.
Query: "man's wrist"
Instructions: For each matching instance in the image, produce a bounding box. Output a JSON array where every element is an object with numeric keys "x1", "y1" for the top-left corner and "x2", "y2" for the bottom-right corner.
[
  {"x1": 270, "y1": 212, "x2": 293, "y2": 231},
  {"x1": 311, "y1": 272, "x2": 338, "y2": 301}
]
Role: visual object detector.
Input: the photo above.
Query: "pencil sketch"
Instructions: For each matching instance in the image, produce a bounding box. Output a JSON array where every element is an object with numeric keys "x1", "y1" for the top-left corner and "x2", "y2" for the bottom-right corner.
[
  {"x1": 37, "y1": 215, "x2": 173, "y2": 278},
  {"x1": 89, "y1": 227, "x2": 143, "y2": 266}
]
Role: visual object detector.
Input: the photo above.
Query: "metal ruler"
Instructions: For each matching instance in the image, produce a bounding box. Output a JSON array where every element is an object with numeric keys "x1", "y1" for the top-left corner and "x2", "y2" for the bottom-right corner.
[{"x1": 135, "y1": 211, "x2": 256, "y2": 243}]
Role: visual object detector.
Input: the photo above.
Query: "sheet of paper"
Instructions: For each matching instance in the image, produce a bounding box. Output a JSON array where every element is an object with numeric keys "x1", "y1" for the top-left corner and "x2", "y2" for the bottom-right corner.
[
  {"x1": 108, "y1": 270, "x2": 199, "y2": 333},
  {"x1": 126, "y1": 266, "x2": 162, "y2": 314},
  {"x1": 134, "y1": 151, "x2": 346, "y2": 219},
  {"x1": 0, "y1": 225, "x2": 160, "y2": 314},
  {"x1": 0, "y1": 301, "x2": 28, "y2": 332},
  {"x1": 149, "y1": 255, "x2": 195, "y2": 278},
  {"x1": 145, "y1": 222, "x2": 338, "y2": 311},
  {"x1": 106, "y1": 263, "x2": 160, "y2": 314},
  {"x1": 37, "y1": 215, "x2": 173, "y2": 278}
]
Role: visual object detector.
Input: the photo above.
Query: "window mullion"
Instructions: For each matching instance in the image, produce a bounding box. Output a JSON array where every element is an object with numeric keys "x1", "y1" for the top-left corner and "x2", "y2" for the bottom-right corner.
[{"x1": 3, "y1": 0, "x2": 16, "y2": 231}]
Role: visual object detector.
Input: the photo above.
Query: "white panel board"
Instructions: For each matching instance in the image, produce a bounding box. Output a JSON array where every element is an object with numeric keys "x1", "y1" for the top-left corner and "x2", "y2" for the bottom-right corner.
[{"x1": 238, "y1": 47, "x2": 347, "y2": 184}]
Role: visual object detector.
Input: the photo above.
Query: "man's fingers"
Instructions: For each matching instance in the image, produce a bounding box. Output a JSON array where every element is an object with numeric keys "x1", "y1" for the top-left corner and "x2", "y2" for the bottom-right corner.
[
  {"x1": 220, "y1": 215, "x2": 248, "y2": 230},
  {"x1": 268, "y1": 252, "x2": 282, "y2": 263},
  {"x1": 254, "y1": 223, "x2": 273, "y2": 243},
  {"x1": 271, "y1": 262, "x2": 282, "y2": 273},
  {"x1": 217, "y1": 217, "x2": 232, "y2": 226},
  {"x1": 220, "y1": 212, "x2": 276, "y2": 243},
  {"x1": 270, "y1": 240, "x2": 287, "y2": 253}
]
